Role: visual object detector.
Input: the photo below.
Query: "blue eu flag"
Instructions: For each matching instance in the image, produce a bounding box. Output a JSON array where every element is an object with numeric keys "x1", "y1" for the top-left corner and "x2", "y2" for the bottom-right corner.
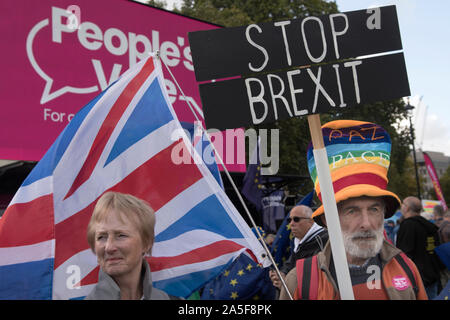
[
  {"x1": 434, "y1": 280, "x2": 450, "y2": 300},
  {"x1": 241, "y1": 140, "x2": 263, "y2": 212},
  {"x1": 200, "y1": 253, "x2": 276, "y2": 300}
]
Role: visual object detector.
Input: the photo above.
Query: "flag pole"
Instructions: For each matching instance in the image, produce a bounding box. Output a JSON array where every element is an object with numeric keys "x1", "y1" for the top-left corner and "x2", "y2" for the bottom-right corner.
[
  {"x1": 307, "y1": 114, "x2": 354, "y2": 300},
  {"x1": 158, "y1": 52, "x2": 293, "y2": 300}
]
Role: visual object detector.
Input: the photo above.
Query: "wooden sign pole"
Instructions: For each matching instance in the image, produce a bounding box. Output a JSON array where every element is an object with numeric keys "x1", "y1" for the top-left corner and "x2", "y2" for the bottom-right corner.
[{"x1": 307, "y1": 114, "x2": 355, "y2": 300}]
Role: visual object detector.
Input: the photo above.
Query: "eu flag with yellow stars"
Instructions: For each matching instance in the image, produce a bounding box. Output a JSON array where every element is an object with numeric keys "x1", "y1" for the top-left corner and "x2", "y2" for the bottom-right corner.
[
  {"x1": 241, "y1": 139, "x2": 264, "y2": 212},
  {"x1": 200, "y1": 253, "x2": 276, "y2": 300},
  {"x1": 434, "y1": 280, "x2": 450, "y2": 300}
]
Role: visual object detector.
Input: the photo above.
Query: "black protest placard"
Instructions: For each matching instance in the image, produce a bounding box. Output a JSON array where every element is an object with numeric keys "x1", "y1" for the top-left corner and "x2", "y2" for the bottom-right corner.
[
  {"x1": 199, "y1": 53, "x2": 410, "y2": 130},
  {"x1": 188, "y1": 5, "x2": 402, "y2": 82}
]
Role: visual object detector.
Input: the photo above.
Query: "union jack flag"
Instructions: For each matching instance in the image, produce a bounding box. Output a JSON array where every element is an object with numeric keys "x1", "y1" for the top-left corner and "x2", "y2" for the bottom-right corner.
[{"x1": 0, "y1": 54, "x2": 269, "y2": 299}]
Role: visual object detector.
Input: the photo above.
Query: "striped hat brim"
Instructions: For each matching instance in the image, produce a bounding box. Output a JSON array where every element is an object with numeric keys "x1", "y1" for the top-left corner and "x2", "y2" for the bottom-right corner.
[{"x1": 312, "y1": 184, "x2": 401, "y2": 227}]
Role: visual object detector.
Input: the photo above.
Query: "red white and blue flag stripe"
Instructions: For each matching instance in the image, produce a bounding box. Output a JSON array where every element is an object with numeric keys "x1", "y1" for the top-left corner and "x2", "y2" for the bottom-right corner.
[{"x1": 0, "y1": 54, "x2": 269, "y2": 299}]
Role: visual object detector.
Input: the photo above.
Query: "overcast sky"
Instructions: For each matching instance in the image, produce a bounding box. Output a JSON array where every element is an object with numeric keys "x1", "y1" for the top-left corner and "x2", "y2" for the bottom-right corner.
[{"x1": 336, "y1": 0, "x2": 450, "y2": 156}]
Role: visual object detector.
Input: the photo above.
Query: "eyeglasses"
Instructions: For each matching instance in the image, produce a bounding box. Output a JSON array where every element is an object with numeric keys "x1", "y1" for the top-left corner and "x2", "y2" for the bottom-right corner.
[{"x1": 287, "y1": 217, "x2": 310, "y2": 223}]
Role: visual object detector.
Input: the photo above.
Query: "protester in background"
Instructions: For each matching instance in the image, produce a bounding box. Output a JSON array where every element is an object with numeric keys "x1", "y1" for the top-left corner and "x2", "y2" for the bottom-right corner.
[
  {"x1": 433, "y1": 204, "x2": 445, "y2": 228},
  {"x1": 85, "y1": 191, "x2": 177, "y2": 300},
  {"x1": 279, "y1": 120, "x2": 427, "y2": 300},
  {"x1": 269, "y1": 205, "x2": 328, "y2": 289},
  {"x1": 397, "y1": 196, "x2": 445, "y2": 299},
  {"x1": 438, "y1": 211, "x2": 450, "y2": 244},
  {"x1": 436, "y1": 211, "x2": 450, "y2": 296}
]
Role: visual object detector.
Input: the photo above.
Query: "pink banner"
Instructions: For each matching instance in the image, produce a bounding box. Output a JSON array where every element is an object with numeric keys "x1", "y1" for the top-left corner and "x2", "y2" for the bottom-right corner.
[
  {"x1": 423, "y1": 151, "x2": 448, "y2": 211},
  {"x1": 0, "y1": 0, "x2": 246, "y2": 171}
]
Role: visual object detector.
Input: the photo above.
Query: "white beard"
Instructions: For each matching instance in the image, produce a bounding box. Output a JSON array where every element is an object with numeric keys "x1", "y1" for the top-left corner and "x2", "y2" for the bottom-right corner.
[{"x1": 342, "y1": 225, "x2": 384, "y2": 260}]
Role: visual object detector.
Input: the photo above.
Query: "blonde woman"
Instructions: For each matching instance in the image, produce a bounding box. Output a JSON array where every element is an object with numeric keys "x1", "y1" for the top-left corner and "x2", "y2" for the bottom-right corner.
[{"x1": 85, "y1": 191, "x2": 177, "y2": 300}]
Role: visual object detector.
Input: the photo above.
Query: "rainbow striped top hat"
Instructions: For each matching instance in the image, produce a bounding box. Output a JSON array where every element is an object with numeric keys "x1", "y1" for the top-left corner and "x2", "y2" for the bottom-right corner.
[{"x1": 307, "y1": 120, "x2": 401, "y2": 225}]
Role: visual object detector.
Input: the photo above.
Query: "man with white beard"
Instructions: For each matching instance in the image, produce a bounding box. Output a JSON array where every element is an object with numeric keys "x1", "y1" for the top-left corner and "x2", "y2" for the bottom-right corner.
[
  {"x1": 279, "y1": 120, "x2": 428, "y2": 300},
  {"x1": 339, "y1": 196, "x2": 386, "y2": 266}
]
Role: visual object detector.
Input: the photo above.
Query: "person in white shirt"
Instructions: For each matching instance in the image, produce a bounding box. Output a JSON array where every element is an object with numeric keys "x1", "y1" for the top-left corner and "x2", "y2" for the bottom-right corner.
[{"x1": 269, "y1": 205, "x2": 328, "y2": 289}]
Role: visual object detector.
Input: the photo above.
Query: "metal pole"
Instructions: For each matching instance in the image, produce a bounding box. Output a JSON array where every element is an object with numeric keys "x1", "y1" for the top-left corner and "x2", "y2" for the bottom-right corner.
[{"x1": 409, "y1": 114, "x2": 421, "y2": 199}]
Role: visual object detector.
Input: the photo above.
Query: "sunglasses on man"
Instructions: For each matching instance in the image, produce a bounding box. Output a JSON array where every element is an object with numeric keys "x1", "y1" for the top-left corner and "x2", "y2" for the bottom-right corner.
[{"x1": 287, "y1": 216, "x2": 310, "y2": 223}]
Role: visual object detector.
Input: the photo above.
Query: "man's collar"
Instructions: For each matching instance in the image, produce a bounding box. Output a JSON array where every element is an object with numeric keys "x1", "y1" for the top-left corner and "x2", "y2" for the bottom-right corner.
[{"x1": 294, "y1": 222, "x2": 323, "y2": 251}]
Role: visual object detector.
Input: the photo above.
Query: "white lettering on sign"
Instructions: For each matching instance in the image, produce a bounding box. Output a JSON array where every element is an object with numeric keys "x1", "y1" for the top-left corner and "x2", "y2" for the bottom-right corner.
[
  {"x1": 245, "y1": 61, "x2": 362, "y2": 125},
  {"x1": 301, "y1": 17, "x2": 327, "y2": 63},
  {"x1": 267, "y1": 74, "x2": 293, "y2": 121},
  {"x1": 27, "y1": 6, "x2": 197, "y2": 105},
  {"x1": 43, "y1": 108, "x2": 75, "y2": 123},
  {"x1": 329, "y1": 13, "x2": 349, "y2": 59},
  {"x1": 128, "y1": 32, "x2": 152, "y2": 67},
  {"x1": 245, "y1": 24, "x2": 269, "y2": 72},
  {"x1": 333, "y1": 64, "x2": 346, "y2": 107},
  {"x1": 245, "y1": 78, "x2": 268, "y2": 125},
  {"x1": 274, "y1": 21, "x2": 292, "y2": 66},
  {"x1": 160, "y1": 40, "x2": 180, "y2": 67},
  {"x1": 246, "y1": 13, "x2": 352, "y2": 72},
  {"x1": 344, "y1": 60, "x2": 362, "y2": 103},
  {"x1": 51, "y1": 7, "x2": 193, "y2": 69},
  {"x1": 308, "y1": 67, "x2": 335, "y2": 113},
  {"x1": 77, "y1": 22, "x2": 103, "y2": 50},
  {"x1": 44, "y1": 108, "x2": 65, "y2": 122},
  {"x1": 104, "y1": 28, "x2": 128, "y2": 56},
  {"x1": 92, "y1": 59, "x2": 122, "y2": 91},
  {"x1": 287, "y1": 69, "x2": 307, "y2": 116}
]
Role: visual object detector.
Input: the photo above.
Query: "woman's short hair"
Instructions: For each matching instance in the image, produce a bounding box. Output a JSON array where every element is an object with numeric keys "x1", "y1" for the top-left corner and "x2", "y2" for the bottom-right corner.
[{"x1": 87, "y1": 191, "x2": 156, "y2": 253}]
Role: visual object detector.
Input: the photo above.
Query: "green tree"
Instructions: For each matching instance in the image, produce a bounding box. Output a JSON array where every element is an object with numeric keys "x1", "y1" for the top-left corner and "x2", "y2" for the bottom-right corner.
[
  {"x1": 177, "y1": 0, "x2": 253, "y2": 26},
  {"x1": 177, "y1": 0, "x2": 338, "y2": 27},
  {"x1": 145, "y1": 0, "x2": 167, "y2": 9},
  {"x1": 388, "y1": 155, "x2": 420, "y2": 200}
]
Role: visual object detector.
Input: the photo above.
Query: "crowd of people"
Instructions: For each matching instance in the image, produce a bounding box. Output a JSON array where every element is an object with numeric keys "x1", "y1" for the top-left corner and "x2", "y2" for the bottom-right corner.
[
  {"x1": 384, "y1": 201, "x2": 449, "y2": 298},
  {"x1": 267, "y1": 197, "x2": 449, "y2": 300}
]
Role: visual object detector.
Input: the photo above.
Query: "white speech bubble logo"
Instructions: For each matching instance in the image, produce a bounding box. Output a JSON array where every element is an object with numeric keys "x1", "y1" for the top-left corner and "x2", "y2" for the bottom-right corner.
[{"x1": 26, "y1": 19, "x2": 98, "y2": 104}]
